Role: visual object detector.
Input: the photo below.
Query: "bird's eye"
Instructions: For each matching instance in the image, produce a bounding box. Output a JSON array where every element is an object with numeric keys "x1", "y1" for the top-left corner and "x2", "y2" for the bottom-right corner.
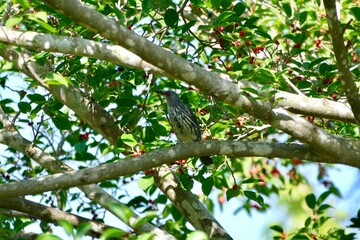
[{"x1": 165, "y1": 92, "x2": 171, "y2": 96}]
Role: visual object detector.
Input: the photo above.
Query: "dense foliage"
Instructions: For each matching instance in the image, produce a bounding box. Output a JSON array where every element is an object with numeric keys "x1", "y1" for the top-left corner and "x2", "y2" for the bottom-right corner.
[{"x1": 0, "y1": 0, "x2": 359, "y2": 239}]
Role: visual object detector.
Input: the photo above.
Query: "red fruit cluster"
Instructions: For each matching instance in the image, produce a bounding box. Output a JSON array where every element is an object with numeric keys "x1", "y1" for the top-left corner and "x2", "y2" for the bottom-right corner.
[
  {"x1": 249, "y1": 56, "x2": 255, "y2": 64},
  {"x1": 315, "y1": 39, "x2": 322, "y2": 48},
  {"x1": 144, "y1": 169, "x2": 155, "y2": 175},
  {"x1": 108, "y1": 81, "x2": 121, "y2": 88},
  {"x1": 252, "y1": 46, "x2": 264, "y2": 54}
]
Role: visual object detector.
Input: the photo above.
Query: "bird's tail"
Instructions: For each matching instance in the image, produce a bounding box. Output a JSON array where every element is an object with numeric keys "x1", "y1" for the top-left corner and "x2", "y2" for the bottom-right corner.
[{"x1": 200, "y1": 156, "x2": 213, "y2": 165}]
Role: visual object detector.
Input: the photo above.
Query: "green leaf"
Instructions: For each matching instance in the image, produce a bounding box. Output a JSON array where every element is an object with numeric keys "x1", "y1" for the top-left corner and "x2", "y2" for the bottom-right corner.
[
  {"x1": 181, "y1": 20, "x2": 196, "y2": 33},
  {"x1": 319, "y1": 62, "x2": 330, "y2": 75},
  {"x1": 255, "y1": 30, "x2": 272, "y2": 40},
  {"x1": 299, "y1": 11, "x2": 308, "y2": 25},
  {"x1": 132, "y1": 211, "x2": 158, "y2": 228},
  {"x1": 217, "y1": 11, "x2": 235, "y2": 23},
  {"x1": 121, "y1": 133, "x2": 138, "y2": 147},
  {"x1": 5, "y1": 16, "x2": 23, "y2": 28},
  {"x1": 144, "y1": 126, "x2": 156, "y2": 142},
  {"x1": 107, "y1": 203, "x2": 134, "y2": 223},
  {"x1": 308, "y1": 57, "x2": 328, "y2": 69},
  {"x1": 99, "y1": 228, "x2": 127, "y2": 240},
  {"x1": 52, "y1": 115, "x2": 72, "y2": 130},
  {"x1": 233, "y1": 2, "x2": 246, "y2": 16},
  {"x1": 350, "y1": 7, "x2": 360, "y2": 21},
  {"x1": 327, "y1": 81, "x2": 341, "y2": 92},
  {"x1": 142, "y1": 0, "x2": 153, "y2": 13},
  {"x1": 12, "y1": 0, "x2": 30, "y2": 9},
  {"x1": 27, "y1": 94, "x2": 46, "y2": 103},
  {"x1": 18, "y1": 102, "x2": 31, "y2": 113},
  {"x1": 269, "y1": 225, "x2": 283, "y2": 233},
  {"x1": 305, "y1": 193, "x2": 316, "y2": 209},
  {"x1": 282, "y1": 3, "x2": 292, "y2": 17},
  {"x1": 164, "y1": 8, "x2": 178, "y2": 28},
  {"x1": 296, "y1": 80, "x2": 312, "y2": 89},
  {"x1": 317, "y1": 190, "x2": 332, "y2": 205},
  {"x1": 226, "y1": 188, "x2": 240, "y2": 201},
  {"x1": 253, "y1": 68, "x2": 275, "y2": 83},
  {"x1": 44, "y1": 73, "x2": 72, "y2": 86},
  {"x1": 317, "y1": 204, "x2": 332, "y2": 214},
  {"x1": 75, "y1": 141, "x2": 87, "y2": 154},
  {"x1": 138, "y1": 176, "x2": 154, "y2": 191},
  {"x1": 209, "y1": 121, "x2": 228, "y2": 134},
  {"x1": 201, "y1": 177, "x2": 214, "y2": 196}
]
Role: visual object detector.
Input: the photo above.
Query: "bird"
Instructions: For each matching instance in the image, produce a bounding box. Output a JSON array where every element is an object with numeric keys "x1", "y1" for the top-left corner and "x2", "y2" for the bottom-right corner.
[{"x1": 156, "y1": 90, "x2": 213, "y2": 165}]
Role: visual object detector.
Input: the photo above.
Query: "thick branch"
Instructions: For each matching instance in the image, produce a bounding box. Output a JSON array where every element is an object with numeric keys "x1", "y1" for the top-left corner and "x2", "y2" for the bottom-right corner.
[
  {"x1": 323, "y1": 0, "x2": 360, "y2": 124},
  {"x1": 39, "y1": 0, "x2": 360, "y2": 164},
  {"x1": 154, "y1": 167, "x2": 231, "y2": 239},
  {"x1": 0, "y1": 135, "x2": 348, "y2": 200},
  {"x1": 0, "y1": 198, "x2": 119, "y2": 238},
  {"x1": 0, "y1": 26, "x2": 167, "y2": 77},
  {"x1": 0, "y1": 27, "x2": 354, "y2": 123}
]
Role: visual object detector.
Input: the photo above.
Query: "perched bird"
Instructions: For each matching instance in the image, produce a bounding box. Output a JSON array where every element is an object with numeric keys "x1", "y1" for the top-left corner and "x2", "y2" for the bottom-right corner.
[{"x1": 156, "y1": 90, "x2": 212, "y2": 165}]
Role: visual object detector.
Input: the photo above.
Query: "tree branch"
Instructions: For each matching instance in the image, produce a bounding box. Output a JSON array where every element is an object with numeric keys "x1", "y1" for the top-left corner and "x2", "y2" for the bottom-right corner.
[
  {"x1": 0, "y1": 27, "x2": 354, "y2": 123},
  {"x1": 0, "y1": 26, "x2": 166, "y2": 78},
  {"x1": 0, "y1": 133, "x2": 349, "y2": 200},
  {"x1": 323, "y1": 0, "x2": 360, "y2": 124},
  {"x1": 0, "y1": 197, "x2": 121, "y2": 238},
  {"x1": 154, "y1": 167, "x2": 232, "y2": 239}
]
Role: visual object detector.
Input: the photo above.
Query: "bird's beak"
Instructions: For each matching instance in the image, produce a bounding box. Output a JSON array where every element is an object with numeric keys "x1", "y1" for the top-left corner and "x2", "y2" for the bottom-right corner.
[{"x1": 155, "y1": 90, "x2": 165, "y2": 95}]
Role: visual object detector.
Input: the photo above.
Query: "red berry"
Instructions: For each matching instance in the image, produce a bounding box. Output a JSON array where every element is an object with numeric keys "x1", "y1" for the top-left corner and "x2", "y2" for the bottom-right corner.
[
  {"x1": 251, "y1": 202, "x2": 261, "y2": 210},
  {"x1": 274, "y1": 40, "x2": 280, "y2": 45},
  {"x1": 246, "y1": 41, "x2": 252, "y2": 46},
  {"x1": 218, "y1": 195, "x2": 226, "y2": 204},
  {"x1": 294, "y1": 42, "x2": 302, "y2": 49},
  {"x1": 331, "y1": 93, "x2": 337, "y2": 100},
  {"x1": 292, "y1": 158, "x2": 303, "y2": 165},
  {"x1": 249, "y1": 56, "x2": 255, "y2": 64},
  {"x1": 219, "y1": 26, "x2": 225, "y2": 32},
  {"x1": 232, "y1": 185, "x2": 238, "y2": 190},
  {"x1": 239, "y1": 30, "x2": 246, "y2": 37},
  {"x1": 21, "y1": 90, "x2": 27, "y2": 95},
  {"x1": 271, "y1": 168, "x2": 280, "y2": 177}
]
